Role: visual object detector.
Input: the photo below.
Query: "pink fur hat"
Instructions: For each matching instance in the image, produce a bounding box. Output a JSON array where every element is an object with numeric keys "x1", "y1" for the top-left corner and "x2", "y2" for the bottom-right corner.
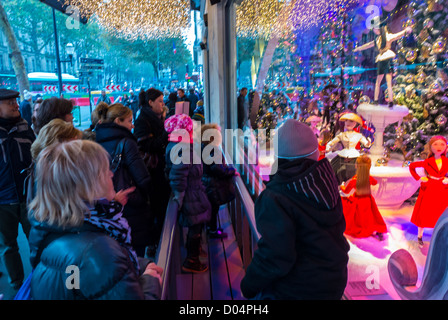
[{"x1": 164, "y1": 114, "x2": 193, "y2": 134}]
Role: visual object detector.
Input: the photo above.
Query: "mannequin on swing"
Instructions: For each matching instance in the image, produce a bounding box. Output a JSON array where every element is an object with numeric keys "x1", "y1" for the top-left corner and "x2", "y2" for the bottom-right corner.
[{"x1": 354, "y1": 16, "x2": 413, "y2": 107}]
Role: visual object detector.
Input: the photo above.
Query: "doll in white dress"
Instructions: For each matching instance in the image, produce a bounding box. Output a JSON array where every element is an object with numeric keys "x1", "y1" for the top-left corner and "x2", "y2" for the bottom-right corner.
[{"x1": 326, "y1": 112, "x2": 371, "y2": 184}]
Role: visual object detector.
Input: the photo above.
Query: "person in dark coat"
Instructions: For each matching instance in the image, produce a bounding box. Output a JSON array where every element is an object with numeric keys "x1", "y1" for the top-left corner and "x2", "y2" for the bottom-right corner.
[
  {"x1": 0, "y1": 89, "x2": 35, "y2": 291},
  {"x1": 164, "y1": 114, "x2": 211, "y2": 273},
  {"x1": 95, "y1": 103, "x2": 153, "y2": 257},
  {"x1": 28, "y1": 140, "x2": 162, "y2": 300},
  {"x1": 240, "y1": 119, "x2": 350, "y2": 300},
  {"x1": 19, "y1": 90, "x2": 32, "y2": 125},
  {"x1": 187, "y1": 88, "x2": 199, "y2": 117},
  {"x1": 201, "y1": 123, "x2": 238, "y2": 238},
  {"x1": 128, "y1": 90, "x2": 139, "y2": 117},
  {"x1": 96, "y1": 89, "x2": 111, "y2": 106},
  {"x1": 165, "y1": 91, "x2": 178, "y2": 119},
  {"x1": 133, "y1": 88, "x2": 171, "y2": 252}
]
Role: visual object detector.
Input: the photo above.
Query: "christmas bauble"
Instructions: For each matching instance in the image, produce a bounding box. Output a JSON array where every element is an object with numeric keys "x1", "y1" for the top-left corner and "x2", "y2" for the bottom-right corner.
[
  {"x1": 432, "y1": 38, "x2": 446, "y2": 54},
  {"x1": 436, "y1": 114, "x2": 447, "y2": 126},
  {"x1": 402, "y1": 161, "x2": 411, "y2": 167},
  {"x1": 359, "y1": 95, "x2": 370, "y2": 104},
  {"x1": 405, "y1": 73, "x2": 415, "y2": 83},
  {"x1": 430, "y1": 81, "x2": 442, "y2": 93},
  {"x1": 416, "y1": 70, "x2": 426, "y2": 84},
  {"x1": 403, "y1": 18, "x2": 415, "y2": 28},
  {"x1": 423, "y1": 18, "x2": 434, "y2": 29},
  {"x1": 405, "y1": 49, "x2": 418, "y2": 62},
  {"x1": 420, "y1": 42, "x2": 432, "y2": 58}
]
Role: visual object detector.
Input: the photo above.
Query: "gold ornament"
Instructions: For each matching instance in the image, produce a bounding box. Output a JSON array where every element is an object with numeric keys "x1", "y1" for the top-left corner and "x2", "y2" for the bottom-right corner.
[
  {"x1": 405, "y1": 73, "x2": 415, "y2": 83},
  {"x1": 432, "y1": 37, "x2": 446, "y2": 54},
  {"x1": 416, "y1": 70, "x2": 426, "y2": 84},
  {"x1": 423, "y1": 106, "x2": 429, "y2": 119},
  {"x1": 420, "y1": 42, "x2": 432, "y2": 58},
  {"x1": 405, "y1": 49, "x2": 417, "y2": 62},
  {"x1": 419, "y1": 29, "x2": 430, "y2": 42}
]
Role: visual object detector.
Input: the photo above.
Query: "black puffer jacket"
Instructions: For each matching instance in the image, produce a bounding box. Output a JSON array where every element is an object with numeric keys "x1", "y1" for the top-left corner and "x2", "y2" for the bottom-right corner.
[
  {"x1": 28, "y1": 216, "x2": 161, "y2": 300},
  {"x1": 95, "y1": 122, "x2": 152, "y2": 247},
  {"x1": 133, "y1": 106, "x2": 168, "y2": 170},
  {"x1": 165, "y1": 141, "x2": 211, "y2": 227},
  {"x1": 240, "y1": 158, "x2": 349, "y2": 300},
  {"x1": 0, "y1": 117, "x2": 35, "y2": 204},
  {"x1": 201, "y1": 144, "x2": 236, "y2": 206}
]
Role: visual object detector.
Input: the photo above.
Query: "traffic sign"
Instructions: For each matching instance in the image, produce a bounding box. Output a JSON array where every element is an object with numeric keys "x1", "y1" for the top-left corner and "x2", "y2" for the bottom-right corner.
[
  {"x1": 63, "y1": 85, "x2": 78, "y2": 93},
  {"x1": 80, "y1": 58, "x2": 104, "y2": 65},
  {"x1": 80, "y1": 57, "x2": 104, "y2": 72},
  {"x1": 44, "y1": 85, "x2": 57, "y2": 93},
  {"x1": 105, "y1": 84, "x2": 121, "y2": 92}
]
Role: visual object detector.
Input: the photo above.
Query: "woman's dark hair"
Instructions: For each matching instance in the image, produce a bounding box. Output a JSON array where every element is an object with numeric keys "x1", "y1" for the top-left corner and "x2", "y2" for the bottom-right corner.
[
  {"x1": 35, "y1": 97, "x2": 74, "y2": 135},
  {"x1": 138, "y1": 88, "x2": 146, "y2": 109},
  {"x1": 145, "y1": 88, "x2": 164, "y2": 106},
  {"x1": 379, "y1": 26, "x2": 387, "y2": 50},
  {"x1": 168, "y1": 91, "x2": 178, "y2": 102}
]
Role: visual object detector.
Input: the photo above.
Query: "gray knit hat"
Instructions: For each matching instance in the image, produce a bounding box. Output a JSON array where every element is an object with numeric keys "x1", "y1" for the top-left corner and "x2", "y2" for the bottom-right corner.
[{"x1": 276, "y1": 119, "x2": 319, "y2": 160}]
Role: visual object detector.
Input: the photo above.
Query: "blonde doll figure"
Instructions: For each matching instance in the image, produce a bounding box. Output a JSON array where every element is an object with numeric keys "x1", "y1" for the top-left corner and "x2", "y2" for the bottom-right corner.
[{"x1": 409, "y1": 135, "x2": 448, "y2": 246}]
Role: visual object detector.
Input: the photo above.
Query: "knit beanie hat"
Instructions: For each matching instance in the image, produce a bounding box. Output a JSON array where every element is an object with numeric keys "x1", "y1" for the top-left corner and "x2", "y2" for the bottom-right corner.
[
  {"x1": 164, "y1": 114, "x2": 194, "y2": 143},
  {"x1": 164, "y1": 113, "x2": 193, "y2": 134},
  {"x1": 276, "y1": 119, "x2": 319, "y2": 160},
  {"x1": 24, "y1": 90, "x2": 32, "y2": 100}
]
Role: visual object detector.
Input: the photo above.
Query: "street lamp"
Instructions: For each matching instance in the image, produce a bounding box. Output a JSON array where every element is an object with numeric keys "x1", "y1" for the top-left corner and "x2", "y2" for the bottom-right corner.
[{"x1": 64, "y1": 43, "x2": 75, "y2": 66}]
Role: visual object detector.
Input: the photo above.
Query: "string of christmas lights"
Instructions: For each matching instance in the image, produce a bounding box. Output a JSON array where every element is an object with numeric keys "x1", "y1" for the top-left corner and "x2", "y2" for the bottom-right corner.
[
  {"x1": 62, "y1": 0, "x2": 191, "y2": 40},
  {"x1": 236, "y1": 0, "x2": 359, "y2": 39}
]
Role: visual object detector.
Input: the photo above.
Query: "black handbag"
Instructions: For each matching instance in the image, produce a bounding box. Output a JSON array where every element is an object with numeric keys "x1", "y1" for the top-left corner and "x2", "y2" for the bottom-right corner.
[{"x1": 110, "y1": 139, "x2": 139, "y2": 203}]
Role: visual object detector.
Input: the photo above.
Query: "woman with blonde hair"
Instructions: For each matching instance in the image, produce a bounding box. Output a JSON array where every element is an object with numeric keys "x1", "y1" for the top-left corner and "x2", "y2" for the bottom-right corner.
[
  {"x1": 27, "y1": 140, "x2": 162, "y2": 299},
  {"x1": 340, "y1": 155, "x2": 387, "y2": 240},
  {"x1": 23, "y1": 119, "x2": 83, "y2": 208},
  {"x1": 31, "y1": 118, "x2": 82, "y2": 160},
  {"x1": 95, "y1": 103, "x2": 153, "y2": 257}
]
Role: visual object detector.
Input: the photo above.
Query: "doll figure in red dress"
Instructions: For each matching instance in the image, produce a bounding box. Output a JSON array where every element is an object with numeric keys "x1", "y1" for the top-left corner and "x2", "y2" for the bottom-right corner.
[
  {"x1": 409, "y1": 135, "x2": 448, "y2": 246},
  {"x1": 340, "y1": 155, "x2": 387, "y2": 240}
]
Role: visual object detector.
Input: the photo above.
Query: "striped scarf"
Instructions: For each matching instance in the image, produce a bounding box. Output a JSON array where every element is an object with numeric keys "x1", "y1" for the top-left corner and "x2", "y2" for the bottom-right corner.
[{"x1": 84, "y1": 199, "x2": 140, "y2": 274}]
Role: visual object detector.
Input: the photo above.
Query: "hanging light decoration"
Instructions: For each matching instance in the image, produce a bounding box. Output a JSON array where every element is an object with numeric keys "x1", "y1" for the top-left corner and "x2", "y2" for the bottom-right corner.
[
  {"x1": 236, "y1": 0, "x2": 359, "y2": 39},
  {"x1": 63, "y1": 0, "x2": 191, "y2": 40}
]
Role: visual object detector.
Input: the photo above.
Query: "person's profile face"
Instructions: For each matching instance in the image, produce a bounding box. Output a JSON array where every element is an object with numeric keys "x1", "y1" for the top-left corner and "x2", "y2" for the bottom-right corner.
[{"x1": 0, "y1": 98, "x2": 20, "y2": 119}]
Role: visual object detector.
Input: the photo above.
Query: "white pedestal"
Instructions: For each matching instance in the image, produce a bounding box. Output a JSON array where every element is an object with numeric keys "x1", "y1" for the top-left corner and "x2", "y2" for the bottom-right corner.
[
  {"x1": 357, "y1": 103, "x2": 417, "y2": 209},
  {"x1": 357, "y1": 103, "x2": 409, "y2": 163}
]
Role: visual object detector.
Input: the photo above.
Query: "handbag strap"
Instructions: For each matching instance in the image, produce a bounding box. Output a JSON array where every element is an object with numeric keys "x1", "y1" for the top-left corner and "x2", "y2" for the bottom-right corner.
[{"x1": 110, "y1": 138, "x2": 127, "y2": 173}]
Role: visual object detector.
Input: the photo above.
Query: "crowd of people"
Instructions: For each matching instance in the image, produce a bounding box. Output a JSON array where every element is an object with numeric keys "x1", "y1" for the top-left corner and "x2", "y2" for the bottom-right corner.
[
  {"x1": 0, "y1": 80, "x2": 367, "y2": 301},
  {"x1": 0, "y1": 85, "x2": 239, "y2": 300}
]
